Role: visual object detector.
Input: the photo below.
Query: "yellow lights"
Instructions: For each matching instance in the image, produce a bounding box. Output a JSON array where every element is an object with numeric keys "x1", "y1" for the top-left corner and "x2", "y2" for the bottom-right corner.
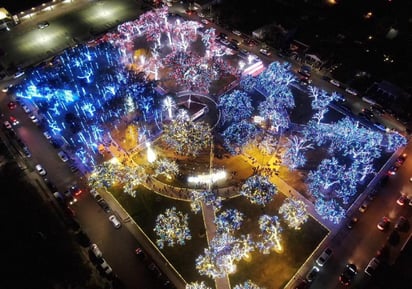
[
  {"x1": 365, "y1": 11, "x2": 373, "y2": 19},
  {"x1": 368, "y1": 35, "x2": 373, "y2": 40},
  {"x1": 146, "y1": 142, "x2": 157, "y2": 163},
  {"x1": 109, "y1": 157, "x2": 120, "y2": 165},
  {"x1": 326, "y1": 0, "x2": 338, "y2": 5},
  {"x1": 188, "y1": 170, "x2": 227, "y2": 184}
]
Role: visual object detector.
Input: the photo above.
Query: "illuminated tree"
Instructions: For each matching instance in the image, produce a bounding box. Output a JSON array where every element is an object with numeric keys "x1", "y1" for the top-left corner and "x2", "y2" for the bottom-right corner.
[
  {"x1": 218, "y1": 90, "x2": 253, "y2": 124},
  {"x1": 215, "y1": 209, "x2": 244, "y2": 234},
  {"x1": 257, "y1": 215, "x2": 283, "y2": 254},
  {"x1": 153, "y1": 158, "x2": 179, "y2": 179},
  {"x1": 279, "y1": 198, "x2": 309, "y2": 230},
  {"x1": 314, "y1": 198, "x2": 345, "y2": 224},
  {"x1": 162, "y1": 109, "x2": 212, "y2": 157},
  {"x1": 385, "y1": 131, "x2": 407, "y2": 152},
  {"x1": 233, "y1": 280, "x2": 265, "y2": 289},
  {"x1": 282, "y1": 135, "x2": 313, "y2": 169},
  {"x1": 186, "y1": 281, "x2": 212, "y2": 289},
  {"x1": 154, "y1": 207, "x2": 191, "y2": 249},
  {"x1": 222, "y1": 120, "x2": 260, "y2": 154},
  {"x1": 196, "y1": 233, "x2": 254, "y2": 278},
  {"x1": 240, "y1": 175, "x2": 278, "y2": 207}
]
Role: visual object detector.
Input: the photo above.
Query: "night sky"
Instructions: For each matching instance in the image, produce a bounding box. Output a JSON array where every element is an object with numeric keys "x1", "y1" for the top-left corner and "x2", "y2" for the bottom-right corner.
[{"x1": 1, "y1": 0, "x2": 46, "y2": 14}]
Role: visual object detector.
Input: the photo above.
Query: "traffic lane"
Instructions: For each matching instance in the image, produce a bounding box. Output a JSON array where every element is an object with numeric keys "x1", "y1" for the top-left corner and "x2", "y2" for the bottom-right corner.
[{"x1": 75, "y1": 194, "x2": 166, "y2": 289}]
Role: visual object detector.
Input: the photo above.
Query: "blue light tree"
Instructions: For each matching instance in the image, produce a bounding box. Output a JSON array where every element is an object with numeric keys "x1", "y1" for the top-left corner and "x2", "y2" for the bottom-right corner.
[
  {"x1": 233, "y1": 280, "x2": 265, "y2": 289},
  {"x1": 189, "y1": 190, "x2": 223, "y2": 214},
  {"x1": 240, "y1": 175, "x2": 278, "y2": 207},
  {"x1": 314, "y1": 198, "x2": 345, "y2": 224},
  {"x1": 218, "y1": 89, "x2": 253, "y2": 124},
  {"x1": 278, "y1": 197, "x2": 309, "y2": 230},
  {"x1": 162, "y1": 109, "x2": 212, "y2": 157},
  {"x1": 215, "y1": 209, "x2": 244, "y2": 234},
  {"x1": 258, "y1": 99, "x2": 290, "y2": 133},
  {"x1": 222, "y1": 120, "x2": 261, "y2": 154},
  {"x1": 154, "y1": 207, "x2": 191, "y2": 249},
  {"x1": 385, "y1": 131, "x2": 407, "y2": 152},
  {"x1": 282, "y1": 135, "x2": 314, "y2": 169},
  {"x1": 239, "y1": 74, "x2": 257, "y2": 93}
]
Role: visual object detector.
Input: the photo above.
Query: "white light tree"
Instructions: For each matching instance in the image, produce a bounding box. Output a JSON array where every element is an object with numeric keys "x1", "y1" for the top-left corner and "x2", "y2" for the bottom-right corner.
[
  {"x1": 162, "y1": 109, "x2": 212, "y2": 157},
  {"x1": 117, "y1": 164, "x2": 147, "y2": 197},
  {"x1": 189, "y1": 190, "x2": 223, "y2": 214},
  {"x1": 154, "y1": 207, "x2": 191, "y2": 249},
  {"x1": 240, "y1": 175, "x2": 278, "y2": 207},
  {"x1": 257, "y1": 215, "x2": 283, "y2": 253},
  {"x1": 233, "y1": 280, "x2": 265, "y2": 289},
  {"x1": 279, "y1": 197, "x2": 309, "y2": 230},
  {"x1": 196, "y1": 233, "x2": 254, "y2": 279},
  {"x1": 153, "y1": 158, "x2": 179, "y2": 179},
  {"x1": 282, "y1": 135, "x2": 314, "y2": 169},
  {"x1": 186, "y1": 281, "x2": 212, "y2": 289}
]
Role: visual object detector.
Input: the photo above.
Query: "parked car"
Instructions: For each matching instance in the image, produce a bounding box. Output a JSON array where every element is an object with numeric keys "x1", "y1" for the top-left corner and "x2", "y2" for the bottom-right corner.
[
  {"x1": 7, "y1": 101, "x2": 17, "y2": 110},
  {"x1": 109, "y1": 214, "x2": 122, "y2": 229},
  {"x1": 89, "y1": 188, "x2": 101, "y2": 199},
  {"x1": 346, "y1": 217, "x2": 358, "y2": 229},
  {"x1": 21, "y1": 104, "x2": 31, "y2": 113},
  {"x1": 37, "y1": 21, "x2": 49, "y2": 29},
  {"x1": 35, "y1": 164, "x2": 47, "y2": 176},
  {"x1": 3, "y1": 120, "x2": 12, "y2": 129},
  {"x1": 63, "y1": 189, "x2": 78, "y2": 205},
  {"x1": 394, "y1": 216, "x2": 408, "y2": 231},
  {"x1": 232, "y1": 30, "x2": 242, "y2": 36},
  {"x1": 396, "y1": 153, "x2": 407, "y2": 165},
  {"x1": 97, "y1": 257, "x2": 113, "y2": 274},
  {"x1": 358, "y1": 200, "x2": 370, "y2": 213},
  {"x1": 259, "y1": 48, "x2": 272, "y2": 56},
  {"x1": 316, "y1": 247, "x2": 333, "y2": 267},
  {"x1": 90, "y1": 243, "x2": 103, "y2": 258},
  {"x1": 98, "y1": 199, "x2": 111, "y2": 213},
  {"x1": 339, "y1": 263, "x2": 357, "y2": 286},
  {"x1": 57, "y1": 150, "x2": 69, "y2": 162},
  {"x1": 306, "y1": 266, "x2": 319, "y2": 283},
  {"x1": 377, "y1": 216, "x2": 390, "y2": 231},
  {"x1": 9, "y1": 116, "x2": 19, "y2": 126},
  {"x1": 396, "y1": 194, "x2": 408, "y2": 206},
  {"x1": 364, "y1": 257, "x2": 380, "y2": 276}
]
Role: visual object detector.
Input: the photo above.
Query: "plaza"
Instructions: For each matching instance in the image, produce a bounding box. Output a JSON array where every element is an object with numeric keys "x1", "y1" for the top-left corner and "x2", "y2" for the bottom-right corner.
[{"x1": 7, "y1": 4, "x2": 408, "y2": 289}]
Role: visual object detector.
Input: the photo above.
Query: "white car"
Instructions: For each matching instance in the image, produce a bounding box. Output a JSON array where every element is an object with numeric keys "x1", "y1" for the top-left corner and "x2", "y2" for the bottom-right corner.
[
  {"x1": 29, "y1": 113, "x2": 39, "y2": 123},
  {"x1": 14, "y1": 71, "x2": 25, "y2": 79},
  {"x1": 43, "y1": 131, "x2": 52, "y2": 140},
  {"x1": 35, "y1": 164, "x2": 47, "y2": 176},
  {"x1": 330, "y1": 79, "x2": 341, "y2": 87},
  {"x1": 3, "y1": 120, "x2": 12, "y2": 129},
  {"x1": 259, "y1": 48, "x2": 272, "y2": 56},
  {"x1": 89, "y1": 188, "x2": 101, "y2": 199},
  {"x1": 232, "y1": 30, "x2": 242, "y2": 36},
  {"x1": 109, "y1": 215, "x2": 121, "y2": 229},
  {"x1": 345, "y1": 87, "x2": 358, "y2": 96},
  {"x1": 57, "y1": 151, "x2": 69, "y2": 162},
  {"x1": 315, "y1": 247, "x2": 332, "y2": 267},
  {"x1": 21, "y1": 104, "x2": 31, "y2": 113},
  {"x1": 90, "y1": 243, "x2": 103, "y2": 258}
]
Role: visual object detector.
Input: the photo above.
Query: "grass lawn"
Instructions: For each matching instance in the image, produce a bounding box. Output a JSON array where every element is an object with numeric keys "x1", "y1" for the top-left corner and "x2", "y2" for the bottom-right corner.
[{"x1": 110, "y1": 181, "x2": 328, "y2": 289}]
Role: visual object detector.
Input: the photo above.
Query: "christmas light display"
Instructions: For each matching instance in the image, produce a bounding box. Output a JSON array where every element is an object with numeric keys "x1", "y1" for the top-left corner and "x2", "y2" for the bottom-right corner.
[
  {"x1": 196, "y1": 232, "x2": 254, "y2": 278},
  {"x1": 154, "y1": 207, "x2": 191, "y2": 249},
  {"x1": 282, "y1": 135, "x2": 314, "y2": 169},
  {"x1": 240, "y1": 175, "x2": 278, "y2": 207},
  {"x1": 185, "y1": 281, "x2": 212, "y2": 289},
  {"x1": 162, "y1": 109, "x2": 212, "y2": 157},
  {"x1": 222, "y1": 120, "x2": 261, "y2": 155},
  {"x1": 215, "y1": 209, "x2": 244, "y2": 234},
  {"x1": 218, "y1": 89, "x2": 253, "y2": 124},
  {"x1": 278, "y1": 197, "x2": 309, "y2": 230},
  {"x1": 257, "y1": 215, "x2": 283, "y2": 254},
  {"x1": 233, "y1": 280, "x2": 265, "y2": 289}
]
